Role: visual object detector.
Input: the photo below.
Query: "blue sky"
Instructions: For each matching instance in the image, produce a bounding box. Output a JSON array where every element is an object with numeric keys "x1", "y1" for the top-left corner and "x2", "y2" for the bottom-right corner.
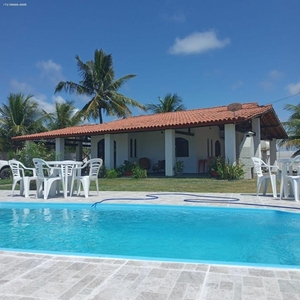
[{"x1": 0, "y1": 0, "x2": 299, "y2": 123}]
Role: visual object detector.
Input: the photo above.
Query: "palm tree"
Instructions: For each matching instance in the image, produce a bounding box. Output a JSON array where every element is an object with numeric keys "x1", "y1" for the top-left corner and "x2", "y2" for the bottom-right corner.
[
  {"x1": 55, "y1": 49, "x2": 146, "y2": 124},
  {"x1": 47, "y1": 100, "x2": 84, "y2": 130},
  {"x1": 0, "y1": 93, "x2": 47, "y2": 151},
  {"x1": 146, "y1": 93, "x2": 186, "y2": 113},
  {"x1": 279, "y1": 103, "x2": 300, "y2": 156}
]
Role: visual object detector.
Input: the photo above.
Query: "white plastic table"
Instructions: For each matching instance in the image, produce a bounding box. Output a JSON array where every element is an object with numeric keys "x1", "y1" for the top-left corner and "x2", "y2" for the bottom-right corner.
[{"x1": 47, "y1": 160, "x2": 83, "y2": 198}]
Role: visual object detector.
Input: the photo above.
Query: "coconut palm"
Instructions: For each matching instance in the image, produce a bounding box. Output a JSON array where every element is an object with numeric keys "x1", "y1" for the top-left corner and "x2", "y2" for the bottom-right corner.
[
  {"x1": 146, "y1": 93, "x2": 186, "y2": 113},
  {"x1": 55, "y1": 49, "x2": 146, "y2": 124},
  {"x1": 47, "y1": 100, "x2": 84, "y2": 130},
  {"x1": 279, "y1": 103, "x2": 300, "y2": 156},
  {"x1": 0, "y1": 93, "x2": 47, "y2": 151}
]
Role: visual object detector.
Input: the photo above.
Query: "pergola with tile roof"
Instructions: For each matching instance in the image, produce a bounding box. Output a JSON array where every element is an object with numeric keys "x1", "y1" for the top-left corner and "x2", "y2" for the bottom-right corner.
[{"x1": 13, "y1": 102, "x2": 287, "y2": 176}]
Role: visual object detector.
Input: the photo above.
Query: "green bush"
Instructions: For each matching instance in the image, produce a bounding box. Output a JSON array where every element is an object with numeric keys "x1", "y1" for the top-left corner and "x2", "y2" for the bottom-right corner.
[
  {"x1": 10, "y1": 141, "x2": 58, "y2": 168},
  {"x1": 173, "y1": 161, "x2": 184, "y2": 176},
  {"x1": 98, "y1": 164, "x2": 107, "y2": 178},
  {"x1": 132, "y1": 164, "x2": 147, "y2": 179},
  {"x1": 106, "y1": 169, "x2": 118, "y2": 179},
  {"x1": 215, "y1": 156, "x2": 244, "y2": 180}
]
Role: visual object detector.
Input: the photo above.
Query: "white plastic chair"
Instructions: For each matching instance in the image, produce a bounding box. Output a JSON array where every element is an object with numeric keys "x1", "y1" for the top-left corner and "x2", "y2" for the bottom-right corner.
[
  {"x1": 280, "y1": 155, "x2": 300, "y2": 201},
  {"x1": 33, "y1": 158, "x2": 62, "y2": 200},
  {"x1": 9, "y1": 160, "x2": 37, "y2": 198},
  {"x1": 251, "y1": 157, "x2": 278, "y2": 198},
  {"x1": 60, "y1": 162, "x2": 76, "y2": 198},
  {"x1": 72, "y1": 158, "x2": 103, "y2": 198}
]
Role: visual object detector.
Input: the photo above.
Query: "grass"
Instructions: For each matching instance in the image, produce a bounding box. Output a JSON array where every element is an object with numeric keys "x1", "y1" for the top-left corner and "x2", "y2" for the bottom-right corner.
[
  {"x1": 95, "y1": 177, "x2": 259, "y2": 193},
  {"x1": 0, "y1": 177, "x2": 275, "y2": 194}
]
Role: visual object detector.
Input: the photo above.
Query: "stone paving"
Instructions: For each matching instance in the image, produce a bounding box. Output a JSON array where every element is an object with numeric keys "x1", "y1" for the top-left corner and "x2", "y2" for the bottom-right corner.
[{"x1": 0, "y1": 190, "x2": 300, "y2": 299}]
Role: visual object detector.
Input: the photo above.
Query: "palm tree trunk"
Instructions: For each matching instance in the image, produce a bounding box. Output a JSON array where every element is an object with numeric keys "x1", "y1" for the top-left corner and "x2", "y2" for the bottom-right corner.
[{"x1": 99, "y1": 108, "x2": 103, "y2": 124}]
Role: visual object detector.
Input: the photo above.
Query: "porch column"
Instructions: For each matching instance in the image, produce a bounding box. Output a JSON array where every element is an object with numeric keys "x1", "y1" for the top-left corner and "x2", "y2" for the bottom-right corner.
[
  {"x1": 165, "y1": 129, "x2": 175, "y2": 176},
  {"x1": 55, "y1": 138, "x2": 65, "y2": 160},
  {"x1": 90, "y1": 136, "x2": 98, "y2": 158},
  {"x1": 105, "y1": 134, "x2": 113, "y2": 169},
  {"x1": 76, "y1": 141, "x2": 82, "y2": 161},
  {"x1": 270, "y1": 138, "x2": 277, "y2": 165},
  {"x1": 224, "y1": 124, "x2": 236, "y2": 164},
  {"x1": 252, "y1": 117, "x2": 261, "y2": 158}
]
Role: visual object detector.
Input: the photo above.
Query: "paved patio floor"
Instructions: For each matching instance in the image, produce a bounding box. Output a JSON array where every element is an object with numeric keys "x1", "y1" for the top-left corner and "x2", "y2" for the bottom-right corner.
[{"x1": 0, "y1": 190, "x2": 300, "y2": 300}]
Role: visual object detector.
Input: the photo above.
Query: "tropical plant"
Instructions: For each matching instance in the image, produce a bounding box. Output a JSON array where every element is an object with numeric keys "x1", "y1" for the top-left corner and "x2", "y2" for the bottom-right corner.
[
  {"x1": 47, "y1": 100, "x2": 84, "y2": 130},
  {"x1": 0, "y1": 93, "x2": 48, "y2": 151},
  {"x1": 173, "y1": 160, "x2": 184, "y2": 176},
  {"x1": 106, "y1": 169, "x2": 118, "y2": 179},
  {"x1": 123, "y1": 160, "x2": 135, "y2": 172},
  {"x1": 9, "y1": 141, "x2": 58, "y2": 168},
  {"x1": 55, "y1": 49, "x2": 146, "y2": 124},
  {"x1": 132, "y1": 165, "x2": 147, "y2": 179},
  {"x1": 211, "y1": 156, "x2": 244, "y2": 180},
  {"x1": 146, "y1": 93, "x2": 186, "y2": 113},
  {"x1": 279, "y1": 103, "x2": 300, "y2": 156}
]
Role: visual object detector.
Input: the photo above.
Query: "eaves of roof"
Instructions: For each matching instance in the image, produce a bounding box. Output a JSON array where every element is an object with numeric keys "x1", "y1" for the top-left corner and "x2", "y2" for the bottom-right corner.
[{"x1": 12, "y1": 102, "x2": 287, "y2": 140}]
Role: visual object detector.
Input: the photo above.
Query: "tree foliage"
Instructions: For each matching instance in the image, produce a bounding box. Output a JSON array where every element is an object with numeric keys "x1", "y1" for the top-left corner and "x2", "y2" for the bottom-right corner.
[
  {"x1": 55, "y1": 49, "x2": 146, "y2": 123},
  {"x1": 146, "y1": 93, "x2": 186, "y2": 113},
  {"x1": 0, "y1": 93, "x2": 48, "y2": 151},
  {"x1": 279, "y1": 103, "x2": 300, "y2": 154},
  {"x1": 46, "y1": 100, "x2": 84, "y2": 130}
]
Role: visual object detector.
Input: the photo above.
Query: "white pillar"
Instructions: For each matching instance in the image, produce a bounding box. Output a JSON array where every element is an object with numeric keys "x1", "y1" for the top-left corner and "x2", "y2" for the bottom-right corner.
[
  {"x1": 165, "y1": 129, "x2": 175, "y2": 176},
  {"x1": 90, "y1": 136, "x2": 98, "y2": 158},
  {"x1": 224, "y1": 124, "x2": 236, "y2": 164},
  {"x1": 270, "y1": 138, "x2": 277, "y2": 165},
  {"x1": 76, "y1": 141, "x2": 82, "y2": 161},
  {"x1": 105, "y1": 134, "x2": 113, "y2": 169},
  {"x1": 252, "y1": 118, "x2": 261, "y2": 158},
  {"x1": 55, "y1": 138, "x2": 65, "y2": 160}
]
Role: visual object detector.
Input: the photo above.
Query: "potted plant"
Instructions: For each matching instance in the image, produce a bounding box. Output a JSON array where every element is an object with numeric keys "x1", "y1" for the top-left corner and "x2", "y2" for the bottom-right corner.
[
  {"x1": 209, "y1": 157, "x2": 219, "y2": 178},
  {"x1": 123, "y1": 160, "x2": 134, "y2": 176},
  {"x1": 173, "y1": 161, "x2": 184, "y2": 176}
]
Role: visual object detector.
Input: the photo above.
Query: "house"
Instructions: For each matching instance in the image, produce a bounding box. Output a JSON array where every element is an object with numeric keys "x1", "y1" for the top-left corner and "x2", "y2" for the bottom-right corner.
[{"x1": 13, "y1": 102, "x2": 287, "y2": 178}]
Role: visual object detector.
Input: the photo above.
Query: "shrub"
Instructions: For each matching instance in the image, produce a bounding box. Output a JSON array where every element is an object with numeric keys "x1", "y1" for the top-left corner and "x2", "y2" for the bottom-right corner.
[
  {"x1": 132, "y1": 164, "x2": 147, "y2": 179},
  {"x1": 10, "y1": 141, "x2": 58, "y2": 168},
  {"x1": 98, "y1": 164, "x2": 107, "y2": 178},
  {"x1": 173, "y1": 161, "x2": 184, "y2": 176},
  {"x1": 106, "y1": 169, "x2": 118, "y2": 179},
  {"x1": 214, "y1": 156, "x2": 244, "y2": 180}
]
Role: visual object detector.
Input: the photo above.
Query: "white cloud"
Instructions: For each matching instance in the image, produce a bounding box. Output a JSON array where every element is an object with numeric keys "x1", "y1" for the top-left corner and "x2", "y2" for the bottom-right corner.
[
  {"x1": 260, "y1": 70, "x2": 284, "y2": 91},
  {"x1": 269, "y1": 70, "x2": 283, "y2": 80},
  {"x1": 10, "y1": 79, "x2": 33, "y2": 94},
  {"x1": 169, "y1": 30, "x2": 230, "y2": 55},
  {"x1": 52, "y1": 95, "x2": 66, "y2": 104},
  {"x1": 32, "y1": 94, "x2": 55, "y2": 113},
  {"x1": 162, "y1": 11, "x2": 186, "y2": 23},
  {"x1": 260, "y1": 81, "x2": 273, "y2": 90},
  {"x1": 36, "y1": 59, "x2": 64, "y2": 84},
  {"x1": 286, "y1": 82, "x2": 300, "y2": 95},
  {"x1": 231, "y1": 80, "x2": 243, "y2": 90}
]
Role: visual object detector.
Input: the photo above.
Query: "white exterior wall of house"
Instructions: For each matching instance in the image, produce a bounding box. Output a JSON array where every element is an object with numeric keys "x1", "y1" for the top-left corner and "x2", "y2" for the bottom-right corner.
[
  {"x1": 195, "y1": 126, "x2": 224, "y2": 165},
  {"x1": 86, "y1": 121, "x2": 274, "y2": 176},
  {"x1": 128, "y1": 131, "x2": 165, "y2": 166}
]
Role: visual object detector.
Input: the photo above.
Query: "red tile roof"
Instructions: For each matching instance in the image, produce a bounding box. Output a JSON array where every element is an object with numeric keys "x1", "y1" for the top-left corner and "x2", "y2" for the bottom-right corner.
[{"x1": 13, "y1": 102, "x2": 287, "y2": 140}]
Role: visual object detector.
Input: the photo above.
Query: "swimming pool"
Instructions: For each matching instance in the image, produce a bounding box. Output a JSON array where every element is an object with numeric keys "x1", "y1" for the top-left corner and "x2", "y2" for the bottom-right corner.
[{"x1": 1, "y1": 202, "x2": 300, "y2": 268}]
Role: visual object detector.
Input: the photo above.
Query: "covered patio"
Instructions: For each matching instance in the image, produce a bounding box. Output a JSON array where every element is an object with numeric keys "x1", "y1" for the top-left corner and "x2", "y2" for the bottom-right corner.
[{"x1": 13, "y1": 102, "x2": 287, "y2": 178}]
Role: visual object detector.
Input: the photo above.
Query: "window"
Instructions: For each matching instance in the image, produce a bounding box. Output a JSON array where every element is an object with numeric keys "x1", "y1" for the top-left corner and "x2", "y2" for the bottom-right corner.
[
  {"x1": 130, "y1": 139, "x2": 133, "y2": 157},
  {"x1": 130, "y1": 138, "x2": 137, "y2": 158},
  {"x1": 98, "y1": 139, "x2": 105, "y2": 159},
  {"x1": 175, "y1": 137, "x2": 189, "y2": 157},
  {"x1": 215, "y1": 140, "x2": 221, "y2": 157}
]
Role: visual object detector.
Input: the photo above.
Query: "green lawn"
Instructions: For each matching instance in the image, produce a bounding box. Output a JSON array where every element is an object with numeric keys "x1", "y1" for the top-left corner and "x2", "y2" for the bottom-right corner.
[
  {"x1": 0, "y1": 177, "x2": 271, "y2": 194},
  {"x1": 96, "y1": 177, "x2": 260, "y2": 193}
]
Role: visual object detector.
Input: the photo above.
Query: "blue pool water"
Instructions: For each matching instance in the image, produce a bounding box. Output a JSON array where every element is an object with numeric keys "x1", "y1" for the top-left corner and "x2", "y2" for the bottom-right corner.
[{"x1": 1, "y1": 202, "x2": 300, "y2": 267}]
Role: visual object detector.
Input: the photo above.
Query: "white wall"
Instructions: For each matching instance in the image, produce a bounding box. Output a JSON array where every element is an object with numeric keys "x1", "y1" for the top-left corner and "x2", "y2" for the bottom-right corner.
[{"x1": 89, "y1": 126, "x2": 230, "y2": 173}]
